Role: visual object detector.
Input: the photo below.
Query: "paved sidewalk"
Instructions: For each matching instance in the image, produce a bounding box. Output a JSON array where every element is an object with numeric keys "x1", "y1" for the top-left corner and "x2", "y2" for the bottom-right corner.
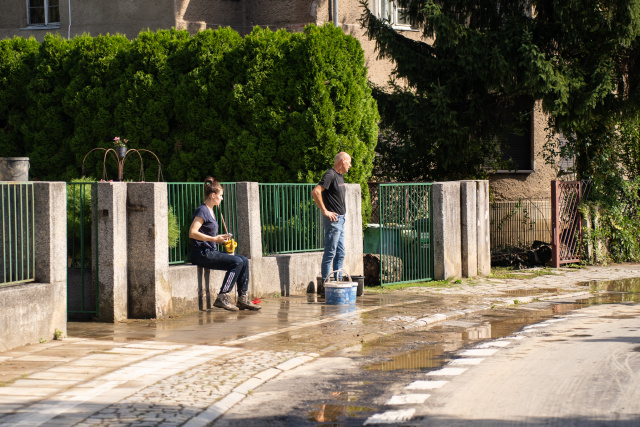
[{"x1": 0, "y1": 263, "x2": 639, "y2": 426}]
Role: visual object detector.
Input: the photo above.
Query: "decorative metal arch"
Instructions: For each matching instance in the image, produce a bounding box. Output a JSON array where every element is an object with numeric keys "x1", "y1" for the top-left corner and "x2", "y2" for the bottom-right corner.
[{"x1": 81, "y1": 147, "x2": 164, "y2": 182}]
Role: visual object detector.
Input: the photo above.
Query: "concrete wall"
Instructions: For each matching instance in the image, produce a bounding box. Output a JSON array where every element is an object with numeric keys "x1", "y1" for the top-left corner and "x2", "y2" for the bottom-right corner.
[{"x1": 0, "y1": 182, "x2": 67, "y2": 352}]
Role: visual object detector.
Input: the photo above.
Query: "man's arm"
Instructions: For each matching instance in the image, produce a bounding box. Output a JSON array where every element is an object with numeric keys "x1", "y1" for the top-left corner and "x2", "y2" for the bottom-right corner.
[{"x1": 312, "y1": 184, "x2": 338, "y2": 221}]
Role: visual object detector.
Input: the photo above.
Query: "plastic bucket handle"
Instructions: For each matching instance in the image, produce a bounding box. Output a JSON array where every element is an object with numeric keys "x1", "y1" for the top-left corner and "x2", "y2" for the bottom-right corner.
[{"x1": 324, "y1": 269, "x2": 352, "y2": 284}]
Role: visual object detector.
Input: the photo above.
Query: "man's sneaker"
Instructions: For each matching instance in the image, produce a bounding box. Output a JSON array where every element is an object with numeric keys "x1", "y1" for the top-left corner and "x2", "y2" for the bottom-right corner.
[
  {"x1": 213, "y1": 293, "x2": 239, "y2": 311},
  {"x1": 237, "y1": 294, "x2": 262, "y2": 311}
]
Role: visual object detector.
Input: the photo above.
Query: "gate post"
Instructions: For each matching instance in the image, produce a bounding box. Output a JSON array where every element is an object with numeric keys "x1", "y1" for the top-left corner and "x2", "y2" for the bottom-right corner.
[
  {"x1": 127, "y1": 182, "x2": 171, "y2": 318},
  {"x1": 551, "y1": 180, "x2": 560, "y2": 268},
  {"x1": 460, "y1": 181, "x2": 477, "y2": 278},
  {"x1": 433, "y1": 182, "x2": 462, "y2": 280},
  {"x1": 96, "y1": 182, "x2": 128, "y2": 322},
  {"x1": 476, "y1": 180, "x2": 491, "y2": 276}
]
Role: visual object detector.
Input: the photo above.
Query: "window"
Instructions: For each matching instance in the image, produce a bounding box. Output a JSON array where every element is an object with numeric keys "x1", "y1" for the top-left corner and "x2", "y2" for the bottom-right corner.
[
  {"x1": 376, "y1": 0, "x2": 412, "y2": 28},
  {"x1": 497, "y1": 110, "x2": 533, "y2": 172},
  {"x1": 27, "y1": 0, "x2": 60, "y2": 26}
]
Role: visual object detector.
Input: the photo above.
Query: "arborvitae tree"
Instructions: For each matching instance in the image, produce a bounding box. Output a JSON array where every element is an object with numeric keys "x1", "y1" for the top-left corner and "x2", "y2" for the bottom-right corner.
[{"x1": 360, "y1": 1, "x2": 640, "y2": 181}]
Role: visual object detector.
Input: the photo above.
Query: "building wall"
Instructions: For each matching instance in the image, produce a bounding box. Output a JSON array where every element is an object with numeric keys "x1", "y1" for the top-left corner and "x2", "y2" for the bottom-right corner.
[
  {"x1": 175, "y1": 0, "x2": 245, "y2": 34},
  {"x1": 0, "y1": 0, "x2": 175, "y2": 41},
  {"x1": 489, "y1": 102, "x2": 557, "y2": 201}
]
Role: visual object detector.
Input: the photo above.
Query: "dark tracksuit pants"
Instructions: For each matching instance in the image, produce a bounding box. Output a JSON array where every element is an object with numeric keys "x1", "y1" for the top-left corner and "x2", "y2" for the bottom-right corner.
[{"x1": 191, "y1": 248, "x2": 249, "y2": 295}]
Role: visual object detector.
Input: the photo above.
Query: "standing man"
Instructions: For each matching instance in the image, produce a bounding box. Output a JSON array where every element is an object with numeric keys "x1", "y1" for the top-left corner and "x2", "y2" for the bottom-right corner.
[{"x1": 312, "y1": 152, "x2": 352, "y2": 283}]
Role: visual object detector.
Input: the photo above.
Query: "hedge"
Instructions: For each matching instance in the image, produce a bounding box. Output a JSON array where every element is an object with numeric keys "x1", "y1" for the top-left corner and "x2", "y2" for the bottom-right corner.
[{"x1": 0, "y1": 24, "x2": 378, "y2": 222}]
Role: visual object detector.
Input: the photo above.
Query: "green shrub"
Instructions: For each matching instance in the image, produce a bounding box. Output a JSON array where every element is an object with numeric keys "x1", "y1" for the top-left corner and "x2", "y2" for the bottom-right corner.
[
  {"x1": 0, "y1": 25, "x2": 378, "y2": 223},
  {"x1": 168, "y1": 207, "x2": 180, "y2": 249}
]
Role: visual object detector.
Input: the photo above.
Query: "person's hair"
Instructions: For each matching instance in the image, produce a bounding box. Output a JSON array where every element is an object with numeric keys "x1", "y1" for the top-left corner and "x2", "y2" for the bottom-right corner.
[{"x1": 204, "y1": 176, "x2": 223, "y2": 199}]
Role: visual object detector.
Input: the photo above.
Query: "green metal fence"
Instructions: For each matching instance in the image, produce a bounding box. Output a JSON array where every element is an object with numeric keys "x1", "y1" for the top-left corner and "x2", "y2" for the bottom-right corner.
[
  {"x1": 66, "y1": 182, "x2": 99, "y2": 316},
  {"x1": 168, "y1": 182, "x2": 237, "y2": 264},
  {"x1": 379, "y1": 183, "x2": 433, "y2": 285},
  {"x1": 1, "y1": 182, "x2": 35, "y2": 286},
  {"x1": 259, "y1": 183, "x2": 323, "y2": 255}
]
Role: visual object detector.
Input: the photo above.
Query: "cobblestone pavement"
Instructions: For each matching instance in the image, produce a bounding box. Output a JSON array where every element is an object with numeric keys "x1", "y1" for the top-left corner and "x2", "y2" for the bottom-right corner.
[{"x1": 0, "y1": 263, "x2": 638, "y2": 426}]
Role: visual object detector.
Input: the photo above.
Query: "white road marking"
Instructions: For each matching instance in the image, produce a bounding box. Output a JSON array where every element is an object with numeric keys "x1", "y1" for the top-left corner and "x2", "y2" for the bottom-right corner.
[
  {"x1": 364, "y1": 408, "x2": 416, "y2": 425},
  {"x1": 427, "y1": 367, "x2": 468, "y2": 376},
  {"x1": 475, "y1": 341, "x2": 510, "y2": 348},
  {"x1": 386, "y1": 394, "x2": 430, "y2": 405},
  {"x1": 406, "y1": 380, "x2": 448, "y2": 390},
  {"x1": 449, "y1": 358, "x2": 484, "y2": 366},
  {"x1": 459, "y1": 348, "x2": 499, "y2": 357}
]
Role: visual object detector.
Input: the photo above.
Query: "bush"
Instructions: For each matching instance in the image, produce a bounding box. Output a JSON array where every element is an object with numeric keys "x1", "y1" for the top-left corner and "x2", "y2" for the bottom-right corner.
[{"x1": 0, "y1": 25, "x2": 377, "y2": 223}]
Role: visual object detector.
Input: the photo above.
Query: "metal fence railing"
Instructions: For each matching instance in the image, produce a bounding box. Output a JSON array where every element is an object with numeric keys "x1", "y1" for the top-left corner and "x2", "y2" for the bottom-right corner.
[
  {"x1": 168, "y1": 182, "x2": 237, "y2": 264},
  {"x1": 259, "y1": 183, "x2": 323, "y2": 255},
  {"x1": 378, "y1": 183, "x2": 433, "y2": 285},
  {"x1": 1, "y1": 182, "x2": 35, "y2": 286},
  {"x1": 490, "y1": 200, "x2": 551, "y2": 250},
  {"x1": 67, "y1": 181, "x2": 99, "y2": 315}
]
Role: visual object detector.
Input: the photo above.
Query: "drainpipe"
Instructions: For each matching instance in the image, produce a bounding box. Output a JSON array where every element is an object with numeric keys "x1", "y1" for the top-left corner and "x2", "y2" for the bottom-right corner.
[
  {"x1": 333, "y1": 0, "x2": 338, "y2": 27},
  {"x1": 67, "y1": 0, "x2": 71, "y2": 39}
]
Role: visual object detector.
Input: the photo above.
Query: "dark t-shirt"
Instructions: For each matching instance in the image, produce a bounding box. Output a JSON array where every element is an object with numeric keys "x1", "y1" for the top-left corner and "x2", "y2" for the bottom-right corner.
[
  {"x1": 318, "y1": 168, "x2": 346, "y2": 215},
  {"x1": 190, "y1": 204, "x2": 219, "y2": 253}
]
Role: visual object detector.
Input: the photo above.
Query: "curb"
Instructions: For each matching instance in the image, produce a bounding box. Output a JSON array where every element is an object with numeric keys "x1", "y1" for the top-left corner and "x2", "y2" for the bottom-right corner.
[{"x1": 183, "y1": 353, "x2": 320, "y2": 426}]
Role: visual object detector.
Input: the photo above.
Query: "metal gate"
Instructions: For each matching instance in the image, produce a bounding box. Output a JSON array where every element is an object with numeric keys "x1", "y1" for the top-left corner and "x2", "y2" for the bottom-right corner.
[
  {"x1": 66, "y1": 182, "x2": 99, "y2": 317},
  {"x1": 379, "y1": 183, "x2": 433, "y2": 285},
  {"x1": 551, "y1": 180, "x2": 582, "y2": 267}
]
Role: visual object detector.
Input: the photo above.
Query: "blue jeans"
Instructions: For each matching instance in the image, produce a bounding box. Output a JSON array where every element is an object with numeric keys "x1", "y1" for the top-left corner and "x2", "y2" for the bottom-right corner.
[
  {"x1": 191, "y1": 248, "x2": 249, "y2": 295},
  {"x1": 321, "y1": 215, "x2": 346, "y2": 280}
]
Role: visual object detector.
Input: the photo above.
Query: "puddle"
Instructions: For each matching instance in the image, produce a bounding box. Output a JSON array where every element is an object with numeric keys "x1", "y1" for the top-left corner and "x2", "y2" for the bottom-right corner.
[
  {"x1": 307, "y1": 391, "x2": 374, "y2": 422},
  {"x1": 366, "y1": 346, "x2": 444, "y2": 371},
  {"x1": 360, "y1": 279, "x2": 640, "y2": 373},
  {"x1": 578, "y1": 277, "x2": 640, "y2": 293}
]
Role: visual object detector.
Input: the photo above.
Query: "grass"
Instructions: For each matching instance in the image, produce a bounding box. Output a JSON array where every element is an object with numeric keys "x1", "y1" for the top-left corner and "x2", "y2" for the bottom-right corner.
[
  {"x1": 365, "y1": 279, "x2": 458, "y2": 294},
  {"x1": 564, "y1": 262, "x2": 588, "y2": 269},
  {"x1": 489, "y1": 266, "x2": 558, "y2": 280}
]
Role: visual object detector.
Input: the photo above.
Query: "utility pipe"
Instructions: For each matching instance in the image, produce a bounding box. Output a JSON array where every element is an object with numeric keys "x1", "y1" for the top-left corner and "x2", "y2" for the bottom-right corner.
[
  {"x1": 333, "y1": 0, "x2": 338, "y2": 27},
  {"x1": 68, "y1": 0, "x2": 71, "y2": 39}
]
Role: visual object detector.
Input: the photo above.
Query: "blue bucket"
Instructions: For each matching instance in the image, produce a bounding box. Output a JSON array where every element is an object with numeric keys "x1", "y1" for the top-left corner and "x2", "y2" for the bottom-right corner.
[
  {"x1": 325, "y1": 283, "x2": 352, "y2": 305},
  {"x1": 350, "y1": 284, "x2": 357, "y2": 304}
]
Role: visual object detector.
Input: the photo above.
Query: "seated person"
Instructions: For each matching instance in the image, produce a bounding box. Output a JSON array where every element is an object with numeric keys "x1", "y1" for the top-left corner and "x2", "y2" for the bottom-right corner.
[{"x1": 188, "y1": 177, "x2": 261, "y2": 311}]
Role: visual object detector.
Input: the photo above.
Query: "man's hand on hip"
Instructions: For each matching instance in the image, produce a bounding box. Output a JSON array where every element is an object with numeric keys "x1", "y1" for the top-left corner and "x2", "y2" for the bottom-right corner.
[{"x1": 324, "y1": 210, "x2": 338, "y2": 222}]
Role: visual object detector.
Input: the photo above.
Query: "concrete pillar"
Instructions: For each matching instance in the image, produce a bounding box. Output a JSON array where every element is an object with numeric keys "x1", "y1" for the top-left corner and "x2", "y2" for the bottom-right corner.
[
  {"x1": 476, "y1": 180, "x2": 491, "y2": 275},
  {"x1": 96, "y1": 182, "x2": 128, "y2": 322},
  {"x1": 460, "y1": 181, "x2": 478, "y2": 278},
  {"x1": 126, "y1": 183, "x2": 171, "y2": 319},
  {"x1": 34, "y1": 182, "x2": 67, "y2": 286},
  {"x1": 0, "y1": 157, "x2": 29, "y2": 181},
  {"x1": 235, "y1": 182, "x2": 263, "y2": 260},
  {"x1": 433, "y1": 182, "x2": 461, "y2": 280},
  {"x1": 343, "y1": 183, "x2": 364, "y2": 276},
  {"x1": 33, "y1": 182, "x2": 67, "y2": 336}
]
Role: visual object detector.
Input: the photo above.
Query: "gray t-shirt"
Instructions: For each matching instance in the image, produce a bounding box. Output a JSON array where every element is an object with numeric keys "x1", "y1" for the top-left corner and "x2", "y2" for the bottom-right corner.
[{"x1": 318, "y1": 168, "x2": 346, "y2": 215}]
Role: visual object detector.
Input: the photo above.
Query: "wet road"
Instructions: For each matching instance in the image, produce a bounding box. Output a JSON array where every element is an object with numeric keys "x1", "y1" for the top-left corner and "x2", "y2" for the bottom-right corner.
[
  {"x1": 214, "y1": 280, "x2": 640, "y2": 426},
  {"x1": 5, "y1": 269, "x2": 636, "y2": 426}
]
